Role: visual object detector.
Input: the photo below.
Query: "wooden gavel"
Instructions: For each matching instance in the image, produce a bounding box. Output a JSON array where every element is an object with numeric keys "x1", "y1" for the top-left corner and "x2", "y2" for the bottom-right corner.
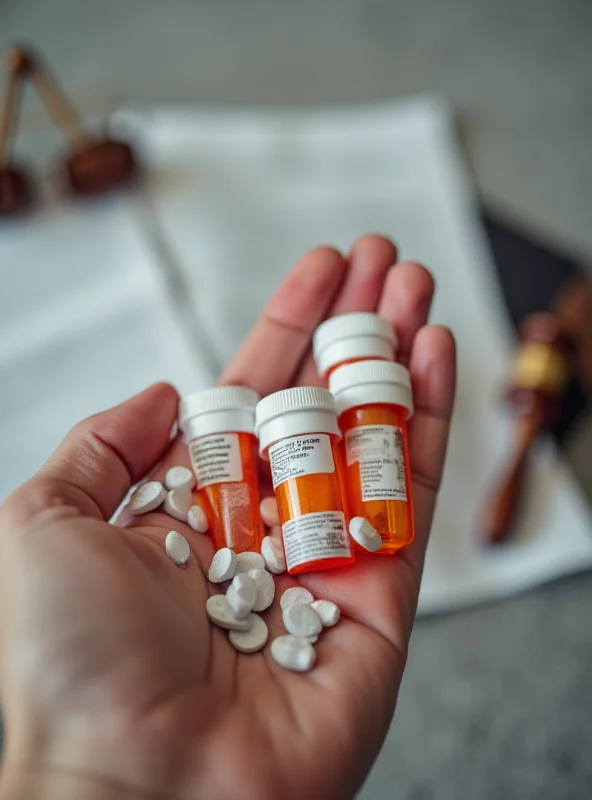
[{"x1": 482, "y1": 312, "x2": 571, "y2": 544}]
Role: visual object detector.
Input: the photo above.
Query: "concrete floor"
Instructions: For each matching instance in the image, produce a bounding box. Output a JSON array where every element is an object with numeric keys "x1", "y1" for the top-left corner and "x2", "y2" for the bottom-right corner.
[{"x1": 2, "y1": 1, "x2": 592, "y2": 797}]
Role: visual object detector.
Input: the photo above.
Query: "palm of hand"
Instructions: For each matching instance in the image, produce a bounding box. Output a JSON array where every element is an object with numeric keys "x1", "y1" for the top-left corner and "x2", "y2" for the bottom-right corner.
[{"x1": 0, "y1": 238, "x2": 454, "y2": 800}]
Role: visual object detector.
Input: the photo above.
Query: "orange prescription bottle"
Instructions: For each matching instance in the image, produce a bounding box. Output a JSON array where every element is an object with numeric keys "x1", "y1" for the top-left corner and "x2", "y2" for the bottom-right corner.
[
  {"x1": 179, "y1": 386, "x2": 264, "y2": 553},
  {"x1": 330, "y1": 360, "x2": 414, "y2": 554},
  {"x1": 313, "y1": 312, "x2": 397, "y2": 379},
  {"x1": 255, "y1": 387, "x2": 355, "y2": 575}
]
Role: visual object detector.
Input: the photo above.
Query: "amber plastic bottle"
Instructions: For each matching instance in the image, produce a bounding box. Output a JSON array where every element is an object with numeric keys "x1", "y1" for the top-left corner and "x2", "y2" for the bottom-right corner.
[
  {"x1": 255, "y1": 387, "x2": 354, "y2": 575},
  {"x1": 313, "y1": 312, "x2": 397, "y2": 379},
  {"x1": 330, "y1": 360, "x2": 414, "y2": 554},
  {"x1": 179, "y1": 386, "x2": 263, "y2": 553}
]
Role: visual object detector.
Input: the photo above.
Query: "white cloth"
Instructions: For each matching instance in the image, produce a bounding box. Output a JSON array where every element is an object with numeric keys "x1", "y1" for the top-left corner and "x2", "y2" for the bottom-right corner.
[{"x1": 1, "y1": 96, "x2": 591, "y2": 614}]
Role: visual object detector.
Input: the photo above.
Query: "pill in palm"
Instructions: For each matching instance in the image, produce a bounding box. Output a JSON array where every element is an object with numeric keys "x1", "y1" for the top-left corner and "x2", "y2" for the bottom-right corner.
[
  {"x1": 164, "y1": 488, "x2": 193, "y2": 522},
  {"x1": 187, "y1": 505, "x2": 209, "y2": 533},
  {"x1": 349, "y1": 517, "x2": 382, "y2": 552},
  {"x1": 259, "y1": 496, "x2": 280, "y2": 527},
  {"x1": 310, "y1": 599, "x2": 341, "y2": 627},
  {"x1": 280, "y1": 586, "x2": 314, "y2": 610},
  {"x1": 248, "y1": 568, "x2": 275, "y2": 611},
  {"x1": 206, "y1": 595, "x2": 253, "y2": 631},
  {"x1": 235, "y1": 551, "x2": 266, "y2": 573},
  {"x1": 261, "y1": 536, "x2": 286, "y2": 574},
  {"x1": 226, "y1": 573, "x2": 257, "y2": 619},
  {"x1": 271, "y1": 635, "x2": 316, "y2": 672},
  {"x1": 164, "y1": 465, "x2": 196, "y2": 492},
  {"x1": 228, "y1": 613, "x2": 268, "y2": 653},
  {"x1": 165, "y1": 530, "x2": 190, "y2": 565},
  {"x1": 208, "y1": 548, "x2": 238, "y2": 583},
  {"x1": 283, "y1": 602, "x2": 322, "y2": 638},
  {"x1": 126, "y1": 481, "x2": 167, "y2": 515}
]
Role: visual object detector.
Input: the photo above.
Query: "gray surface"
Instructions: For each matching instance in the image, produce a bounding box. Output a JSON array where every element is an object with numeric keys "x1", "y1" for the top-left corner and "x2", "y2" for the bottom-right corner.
[{"x1": 2, "y1": 2, "x2": 592, "y2": 798}]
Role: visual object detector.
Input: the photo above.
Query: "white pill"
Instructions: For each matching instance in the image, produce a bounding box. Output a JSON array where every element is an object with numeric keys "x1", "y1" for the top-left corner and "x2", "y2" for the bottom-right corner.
[
  {"x1": 164, "y1": 465, "x2": 196, "y2": 492},
  {"x1": 226, "y1": 573, "x2": 257, "y2": 619},
  {"x1": 261, "y1": 536, "x2": 286, "y2": 574},
  {"x1": 208, "y1": 548, "x2": 238, "y2": 583},
  {"x1": 283, "y1": 602, "x2": 322, "y2": 638},
  {"x1": 260, "y1": 496, "x2": 280, "y2": 527},
  {"x1": 126, "y1": 481, "x2": 167, "y2": 515},
  {"x1": 349, "y1": 517, "x2": 383, "y2": 552},
  {"x1": 235, "y1": 551, "x2": 266, "y2": 573},
  {"x1": 165, "y1": 530, "x2": 190, "y2": 565},
  {"x1": 311, "y1": 599, "x2": 341, "y2": 627},
  {"x1": 228, "y1": 613, "x2": 268, "y2": 653},
  {"x1": 248, "y1": 568, "x2": 275, "y2": 612},
  {"x1": 187, "y1": 505, "x2": 209, "y2": 533},
  {"x1": 271, "y1": 635, "x2": 316, "y2": 672},
  {"x1": 280, "y1": 586, "x2": 314, "y2": 611},
  {"x1": 206, "y1": 595, "x2": 253, "y2": 631},
  {"x1": 303, "y1": 634, "x2": 319, "y2": 644},
  {"x1": 164, "y1": 488, "x2": 193, "y2": 521}
]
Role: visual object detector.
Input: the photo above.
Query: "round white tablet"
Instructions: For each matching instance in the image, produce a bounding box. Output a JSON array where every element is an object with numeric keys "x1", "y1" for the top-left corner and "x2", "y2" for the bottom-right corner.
[
  {"x1": 349, "y1": 517, "x2": 383, "y2": 552},
  {"x1": 187, "y1": 505, "x2": 209, "y2": 533},
  {"x1": 259, "y1": 496, "x2": 280, "y2": 527},
  {"x1": 228, "y1": 613, "x2": 268, "y2": 653},
  {"x1": 271, "y1": 635, "x2": 316, "y2": 672},
  {"x1": 165, "y1": 530, "x2": 190, "y2": 565},
  {"x1": 208, "y1": 548, "x2": 238, "y2": 583},
  {"x1": 236, "y1": 551, "x2": 266, "y2": 573},
  {"x1": 164, "y1": 488, "x2": 193, "y2": 522},
  {"x1": 283, "y1": 602, "x2": 322, "y2": 638},
  {"x1": 226, "y1": 573, "x2": 257, "y2": 619},
  {"x1": 248, "y1": 568, "x2": 275, "y2": 612},
  {"x1": 261, "y1": 536, "x2": 286, "y2": 574},
  {"x1": 126, "y1": 481, "x2": 167, "y2": 515},
  {"x1": 310, "y1": 599, "x2": 341, "y2": 627},
  {"x1": 280, "y1": 586, "x2": 314, "y2": 611},
  {"x1": 206, "y1": 595, "x2": 253, "y2": 631},
  {"x1": 164, "y1": 465, "x2": 196, "y2": 492}
]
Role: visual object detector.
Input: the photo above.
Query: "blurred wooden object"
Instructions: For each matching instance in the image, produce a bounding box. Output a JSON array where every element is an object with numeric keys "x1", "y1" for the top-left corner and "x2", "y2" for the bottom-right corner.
[
  {"x1": 554, "y1": 275, "x2": 592, "y2": 398},
  {"x1": 483, "y1": 313, "x2": 571, "y2": 544}
]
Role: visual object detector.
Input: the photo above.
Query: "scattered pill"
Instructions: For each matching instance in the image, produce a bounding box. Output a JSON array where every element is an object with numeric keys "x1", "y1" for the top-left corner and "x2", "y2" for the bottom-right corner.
[
  {"x1": 165, "y1": 530, "x2": 190, "y2": 565},
  {"x1": 283, "y1": 602, "x2": 323, "y2": 638},
  {"x1": 349, "y1": 517, "x2": 383, "y2": 552},
  {"x1": 187, "y1": 505, "x2": 209, "y2": 533},
  {"x1": 126, "y1": 481, "x2": 167, "y2": 515},
  {"x1": 310, "y1": 599, "x2": 341, "y2": 627},
  {"x1": 228, "y1": 613, "x2": 268, "y2": 653},
  {"x1": 227, "y1": 573, "x2": 257, "y2": 619},
  {"x1": 304, "y1": 634, "x2": 319, "y2": 644},
  {"x1": 249, "y1": 568, "x2": 275, "y2": 612},
  {"x1": 280, "y1": 586, "x2": 314, "y2": 611},
  {"x1": 271, "y1": 635, "x2": 316, "y2": 672},
  {"x1": 208, "y1": 548, "x2": 238, "y2": 583},
  {"x1": 164, "y1": 465, "x2": 196, "y2": 492},
  {"x1": 206, "y1": 595, "x2": 253, "y2": 631},
  {"x1": 236, "y1": 551, "x2": 266, "y2": 573},
  {"x1": 261, "y1": 536, "x2": 286, "y2": 574},
  {"x1": 259, "y1": 496, "x2": 280, "y2": 527},
  {"x1": 164, "y1": 488, "x2": 193, "y2": 522}
]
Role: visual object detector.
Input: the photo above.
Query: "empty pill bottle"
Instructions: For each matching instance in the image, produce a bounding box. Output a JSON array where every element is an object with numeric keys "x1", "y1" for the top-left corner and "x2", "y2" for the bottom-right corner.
[
  {"x1": 255, "y1": 387, "x2": 354, "y2": 575},
  {"x1": 330, "y1": 360, "x2": 414, "y2": 554},
  {"x1": 179, "y1": 386, "x2": 264, "y2": 553},
  {"x1": 312, "y1": 312, "x2": 397, "y2": 380}
]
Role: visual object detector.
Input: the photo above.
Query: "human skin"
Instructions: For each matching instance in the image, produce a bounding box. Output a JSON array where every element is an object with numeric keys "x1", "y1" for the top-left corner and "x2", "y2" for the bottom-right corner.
[{"x1": 0, "y1": 235, "x2": 455, "y2": 800}]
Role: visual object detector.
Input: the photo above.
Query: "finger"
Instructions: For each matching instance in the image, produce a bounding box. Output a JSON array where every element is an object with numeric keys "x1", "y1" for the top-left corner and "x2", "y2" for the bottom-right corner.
[
  {"x1": 296, "y1": 234, "x2": 397, "y2": 386},
  {"x1": 26, "y1": 384, "x2": 179, "y2": 521},
  {"x1": 377, "y1": 261, "x2": 435, "y2": 367},
  {"x1": 219, "y1": 246, "x2": 347, "y2": 396}
]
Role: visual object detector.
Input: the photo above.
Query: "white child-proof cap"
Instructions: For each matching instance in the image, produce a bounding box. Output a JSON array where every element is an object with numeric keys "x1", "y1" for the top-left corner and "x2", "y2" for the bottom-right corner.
[
  {"x1": 313, "y1": 312, "x2": 397, "y2": 376},
  {"x1": 179, "y1": 386, "x2": 260, "y2": 441},
  {"x1": 329, "y1": 360, "x2": 413, "y2": 418},
  {"x1": 255, "y1": 387, "x2": 341, "y2": 455}
]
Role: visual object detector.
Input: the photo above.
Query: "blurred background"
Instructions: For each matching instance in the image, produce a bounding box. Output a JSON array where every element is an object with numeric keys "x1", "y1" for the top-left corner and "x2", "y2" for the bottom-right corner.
[{"x1": 2, "y1": 1, "x2": 592, "y2": 797}]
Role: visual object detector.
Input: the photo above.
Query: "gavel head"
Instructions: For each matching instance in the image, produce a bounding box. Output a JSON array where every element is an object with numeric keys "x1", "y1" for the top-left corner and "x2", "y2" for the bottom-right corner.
[
  {"x1": 63, "y1": 138, "x2": 138, "y2": 196},
  {"x1": 5, "y1": 45, "x2": 36, "y2": 76},
  {"x1": 0, "y1": 165, "x2": 35, "y2": 217}
]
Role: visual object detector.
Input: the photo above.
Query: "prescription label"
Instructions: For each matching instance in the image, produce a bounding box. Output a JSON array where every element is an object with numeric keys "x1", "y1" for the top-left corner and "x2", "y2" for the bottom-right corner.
[
  {"x1": 269, "y1": 434, "x2": 335, "y2": 489},
  {"x1": 345, "y1": 424, "x2": 407, "y2": 502},
  {"x1": 282, "y1": 511, "x2": 350, "y2": 570},
  {"x1": 190, "y1": 433, "x2": 243, "y2": 489}
]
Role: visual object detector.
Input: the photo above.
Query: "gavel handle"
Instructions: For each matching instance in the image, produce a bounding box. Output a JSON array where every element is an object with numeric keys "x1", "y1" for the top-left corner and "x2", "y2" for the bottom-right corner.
[
  {"x1": 483, "y1": 411, "x2": 543, "y2": 544},
  {"x1": 0, "y1": 68, "x2": 23, "y2": 168},
  {"x1": 28, "y1": 61, "x2": 86, "y2": 150}
]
